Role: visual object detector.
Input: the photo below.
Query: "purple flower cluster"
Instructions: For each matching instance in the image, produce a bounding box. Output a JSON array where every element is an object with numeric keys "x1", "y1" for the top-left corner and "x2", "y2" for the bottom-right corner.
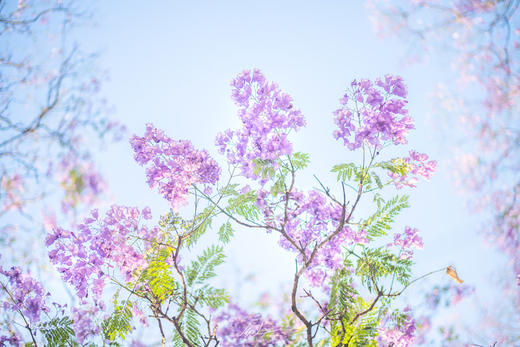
[
  {"x1": 389, "y1": 150, "x2": 437, "y2": 189},
  {"x1": 377, "y1": 309, "x2": 416, "y2": 347},
  {"x1": 57, "y1": 154, "x2": 106, "y2": 213},
  {"x1": 46, "y1": 206, "x2": 159, "y2": 300},
  {"x1": 256, "y1": 189, "x2": 368, "y2": 287},
  {"x1": 131, "y1": 124, "x2": 221, "y2": 211},
  {"x1": 0, "y1": 264, "x2": 49, "y2": 324},
  {"x1": 387, "y1": 226, "x2": 424, "y2": 259},
  {"x1": 214, "y1": 303, "x2": 293, "y2": 346},
  {"x1": 333, "y1": 75, "x2": 414, "y2": 150},
  {"x1": 216, "y1": 69, "x2": 306, "y2": 178},
  {"x1": 71, "y1": 303, "x2": 102, "y2": 344},
  {"x1": 0, "y1": 334, "x2": 21, "y2": 346}
]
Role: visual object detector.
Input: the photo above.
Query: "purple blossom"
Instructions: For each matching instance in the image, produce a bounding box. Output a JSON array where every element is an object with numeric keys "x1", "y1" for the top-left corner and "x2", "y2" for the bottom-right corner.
[
  {"x1": 214, "y1": 303, "x2": 294, "y2": 346},
  {"x1": 46, "y1": 206, "x2": 161, "y2": 301},
  {"x1": 216, "y1": 69, "x2": 306, "y2": 179},
  {"x1": 71, "y1": 302, "x2": 102, "y2": 344},
  {"x1": 131, "y1": 123, "x2": 221, "y2": 211},
  {"x1": 333, "y1": 75, "x2": 414, "y2": 150},
  {"x1": 0, "y1": 262, "x2": 49, "y2": 324},
  {"x1": 256, "y1": 188, "x2": 368, "y2": 286},
  {"x1": 0, "y1": 334, "x2": 21, "y2": 346}
]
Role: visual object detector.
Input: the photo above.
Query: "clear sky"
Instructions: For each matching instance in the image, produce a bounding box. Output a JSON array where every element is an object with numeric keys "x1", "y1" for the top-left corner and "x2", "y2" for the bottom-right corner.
[{"x1": 75, "y1": 1, "x2": 507, "y2": 342}]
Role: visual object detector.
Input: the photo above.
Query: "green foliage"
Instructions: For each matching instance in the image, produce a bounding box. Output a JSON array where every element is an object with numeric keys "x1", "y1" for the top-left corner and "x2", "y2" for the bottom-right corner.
[
  {"x1": 253, "y1": 158, "x2": 276, "y2": 179},
  {"x1": 362, "y1": 195, "x2": 409, "y2": 239},
  {"x1": 226, "y1": 191, "x2": 260, "y2": 221},
  {"x1": 333, "y1": 297, "x2": 379, "y2": 346},
  {"x1": 185, "y1": 206, "x2": 216, "y2": 247},
  {"x1": 183, "y1": 308, "x2": 201, "y2": 344},
  {"x1": 270, "y1": 175, "x2": 287, "y2": 197},
  {"x1": 40, "y1": 316, "x2": 75, "y2": 347},
  {"x1": 171, "y1": 308, "x2": 202, "y2": 346},
  {"x1": 142, "y1": 247, "x2": 176, "y2": 303},
  {"x1": 102, "y1": 297, "x2": 133, "y2": 343},
  {"x1": 374, "y1": 158, "x2": 410, "y2": 176},
  {"x1": 218, "y1": 221, "x2": 234, "y2": 243},
  {"x1": 331, "y1": 163, "x2": 358, "y2": 182},
  {"x1": 196, "y1": 285, "x2": 229, "y2": 309},
  {"x1": 290, "y1": 152, "x2": 310, "y2": 170},
  {"x1": 219, "y1": 183, "x2": 241, "y2": 197},
  {"x1": 328, "y1": 269, "x2": 379, "y2": 346},
  {"x1": 186, "y1": 245, "x2": 225, "y2": 287},
  {"x1": 356, "y1": 247, "x2": 412, "y2": 292}
]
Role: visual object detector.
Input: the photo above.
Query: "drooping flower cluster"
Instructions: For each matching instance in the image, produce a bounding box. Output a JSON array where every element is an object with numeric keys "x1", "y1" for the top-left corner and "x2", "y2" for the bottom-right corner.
[
  {"x1": 256, "y1": 189, "x2": 368, "y2": 287},
  {"x1": 214, "y1": 303, "x2": 294, "y2": 346},
  {"x1": 46, "y1": 205, "x2": 159, "y2": 300},
  {"x1": 377, "y1": 309, "x2": 417, "y2": 347},
  {"x1": 131, "y1": 123, "x2": 221, "y2": 211},
  {"x1": 387, "y1": 226, "x2": 424, "y2": 259},
  {"x1": 57, "y1": 154, "x2": 107, "y2": 213},
  {"x1": 0, "y1": 262, "x2": 49, "y2": 324},
  {"x1": 333, "y1": 75, "x2": 414, "y2": 150},
  {"x1": 215, "y1": 69, "x2": 306, "y2": 178},
  {"x1": 389, "y1": 150, "x2": 438, "y2": 189}
]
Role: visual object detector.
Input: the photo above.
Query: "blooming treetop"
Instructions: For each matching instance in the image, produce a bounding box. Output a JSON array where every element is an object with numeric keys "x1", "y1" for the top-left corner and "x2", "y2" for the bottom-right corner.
[{"x1": 0, "y1": 70, "x2": 456, "y2": 347}]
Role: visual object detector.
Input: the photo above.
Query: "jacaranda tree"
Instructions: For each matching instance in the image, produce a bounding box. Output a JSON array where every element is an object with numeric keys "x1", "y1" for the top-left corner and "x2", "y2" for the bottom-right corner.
[{"x1": 0, "y1": 69, "x2": 459, "y2": 346}]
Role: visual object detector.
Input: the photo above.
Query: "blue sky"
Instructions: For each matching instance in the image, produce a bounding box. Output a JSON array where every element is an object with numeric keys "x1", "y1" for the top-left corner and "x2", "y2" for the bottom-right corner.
[{"x1": 73, "y1": 1, "x2": 508, "y2": 341}]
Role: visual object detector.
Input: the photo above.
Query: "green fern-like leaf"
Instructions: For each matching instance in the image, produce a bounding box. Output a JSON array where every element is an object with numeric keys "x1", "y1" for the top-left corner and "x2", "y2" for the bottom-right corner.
[
  {"x1": 374, "y1": 158, "x2": 411, "y2": 176},
  {"x1": 185, "y1": 206, "x2": 215, "y2": 247},
  {"x1": 102, "y1": 299, "x2": 133, "y2": 342},
  {"x1": 363, "y1": 195, "x2": 409, "y2": 238},
  {"x1": 142, "y1": 247, "x2": 176, "y2": 302},
  {"x1": 226, "y1": 191, "x2": 260, "y2": 221},
  {"x1": 186, "y1": 245, "x2": 225, "y2": 287},
  {"x1": 356, "y1": 247, "x2": 412, "y2": 291},
  {"x1": 218, "y1": 221, "x2": 234, "y2": 244},
  {"x1": 253, "y1": 158, "x2": 276, "y2": 179},
  {"x1": 331, "y1": 163, "x2": 357, "y2": 182},
  {"x1": 196, "y1": 285, "x2": 229, "y2": 309},
  {"x1": 40, "y1": 316, "x2": 75, "y2": 347},
  {"x1": 291, "y1": 152, "x2": 310, "y2": 170}
]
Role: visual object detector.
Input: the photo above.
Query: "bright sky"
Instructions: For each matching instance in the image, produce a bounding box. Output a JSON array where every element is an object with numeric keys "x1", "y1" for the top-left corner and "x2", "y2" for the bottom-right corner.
[{"x1": 74, "y1": 1, "x2": 507, "y2": 342}]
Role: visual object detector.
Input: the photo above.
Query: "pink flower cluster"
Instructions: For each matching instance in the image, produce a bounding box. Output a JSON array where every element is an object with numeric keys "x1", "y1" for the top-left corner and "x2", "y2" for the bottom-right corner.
[
  {"x1": 333, "y1": 75, "x2": 414, "y2": 150},
  {"x1": 46, "y1": 205, "x2": 159, "y2": 300},
  {"x1": 256, "y1": 189, "x2": 368, "y2": 287},
  {"x1": 0, "y1": 263, "x2": 49, "y2": 324},
  {"x1": 215, "y1": 69, "x2": 306, "y2": 178},
  {"x1": 214, "y1": 303, "x2": 294, "y2": 346},
  {"x1": 131, "y1": 123, "x2": 221, "y2": 211},
  {"x1": 387, "y1": 226, "x2": 424, "y2": 259},
  {"x1": 389, "y1": 150, "x2": 437, "y2": 189}
]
